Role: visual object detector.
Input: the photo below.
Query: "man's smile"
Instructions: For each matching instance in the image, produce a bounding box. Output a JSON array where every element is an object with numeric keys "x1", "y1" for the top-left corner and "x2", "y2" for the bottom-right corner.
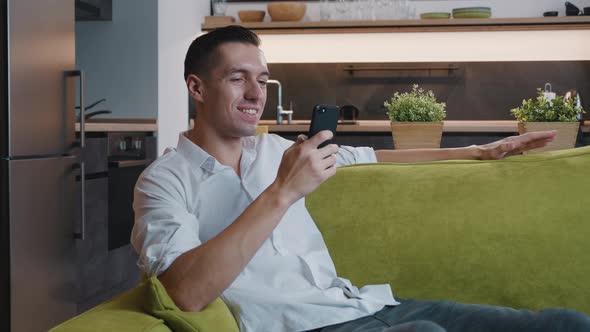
[{"x1": 238, "y1": 107, "x2": 258, "y2": 115}]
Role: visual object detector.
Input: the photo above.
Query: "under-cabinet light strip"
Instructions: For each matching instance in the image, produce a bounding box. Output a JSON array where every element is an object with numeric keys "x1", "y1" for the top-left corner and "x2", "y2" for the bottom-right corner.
[{"x1": 256, "y1": 30, "x2": 590, "y2": 63}]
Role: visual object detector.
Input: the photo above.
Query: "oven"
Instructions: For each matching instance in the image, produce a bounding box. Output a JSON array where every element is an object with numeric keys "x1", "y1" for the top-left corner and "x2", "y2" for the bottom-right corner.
[{"x1": 107, "y1": 132, "x2": 156, "y2": 250}]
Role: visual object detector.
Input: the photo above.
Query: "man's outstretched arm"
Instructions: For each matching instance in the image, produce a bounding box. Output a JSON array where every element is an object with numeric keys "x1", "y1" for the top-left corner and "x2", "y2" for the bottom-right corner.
[
  {"x1": 156, "y1": 131, "x2": 338, "y2": 312},
  {"x1": 375, "y1": 130, "x2": 557, "y2": 163}
]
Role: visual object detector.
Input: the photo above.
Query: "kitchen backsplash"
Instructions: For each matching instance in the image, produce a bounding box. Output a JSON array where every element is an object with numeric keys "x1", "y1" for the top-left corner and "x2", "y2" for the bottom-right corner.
[{"x1": 260, "y1": 61, "x2": 590, "y2": 121}]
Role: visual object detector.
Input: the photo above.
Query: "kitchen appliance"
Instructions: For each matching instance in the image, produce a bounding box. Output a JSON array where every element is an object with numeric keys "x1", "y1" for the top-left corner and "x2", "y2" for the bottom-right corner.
[
  {"x1": 565, "y1": 1, "x2": 581, "y2": 16},
  {"x1": 107, "y1": 132, "x2": 155, "y2": 251},
  {"x1": 339, "y1": 104, "x2": 359, "y2": 123},
  {"x1": 1, "y1": 1, "x2": 83, "y2": 331}
]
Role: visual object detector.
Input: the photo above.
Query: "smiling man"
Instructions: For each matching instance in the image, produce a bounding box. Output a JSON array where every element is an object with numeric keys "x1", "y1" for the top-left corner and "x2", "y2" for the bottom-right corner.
[{"x1": 131, "y1": 26, "x2": 589, "y2": 332}]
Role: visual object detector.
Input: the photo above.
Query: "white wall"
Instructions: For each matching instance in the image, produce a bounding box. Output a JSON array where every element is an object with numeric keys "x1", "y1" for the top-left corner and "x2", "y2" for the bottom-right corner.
[
  {"x1": 75, "y1": 0, "x2": 158, "y2": 119},
  {"x1": 157, "y1": 0, "x2": 208, "y2": 155}
]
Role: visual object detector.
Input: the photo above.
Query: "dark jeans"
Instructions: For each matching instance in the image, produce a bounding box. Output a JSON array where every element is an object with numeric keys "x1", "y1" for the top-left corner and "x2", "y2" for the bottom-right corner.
[{"x1": 308, "y1": 299, "x2": 590, "y2": 332}]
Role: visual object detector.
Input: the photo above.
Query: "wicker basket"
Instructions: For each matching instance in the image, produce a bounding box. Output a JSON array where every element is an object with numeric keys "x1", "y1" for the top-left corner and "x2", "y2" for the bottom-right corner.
[
  {"x1": 517, "y1": 122, "x2": 579, "y2": 154},
  {"x1": 390, "y1": 122, "x2": 444, "y2": 149}
]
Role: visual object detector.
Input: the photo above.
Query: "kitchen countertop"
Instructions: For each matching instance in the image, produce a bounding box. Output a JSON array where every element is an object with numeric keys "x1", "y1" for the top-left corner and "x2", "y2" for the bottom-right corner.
[
  {"x1": 75, "y1": 118, "x2": 157, "y2": 132},
  {"x1": 258, "y1": 120, "x2": 590, "y2": 133}
]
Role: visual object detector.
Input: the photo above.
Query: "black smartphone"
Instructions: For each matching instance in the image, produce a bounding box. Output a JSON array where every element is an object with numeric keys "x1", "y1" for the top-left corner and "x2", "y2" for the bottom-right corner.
[{"x1": 308, "y1": 104, "x2": 339, "y2": 149}]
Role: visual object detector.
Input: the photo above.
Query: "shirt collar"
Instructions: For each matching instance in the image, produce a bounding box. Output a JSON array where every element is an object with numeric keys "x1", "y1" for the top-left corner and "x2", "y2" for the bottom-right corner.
[
  {"x1": 176, "y1": 132, "x2": 257, "y2": 173},
  {"x1": 176, "y1": 132, "x2": 216, "y2": 172}
]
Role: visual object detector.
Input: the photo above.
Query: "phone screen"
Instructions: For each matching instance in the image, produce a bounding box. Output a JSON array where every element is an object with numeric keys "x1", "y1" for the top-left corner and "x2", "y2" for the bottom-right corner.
[{"x1": 309, "y1": 104, "x2": 340, "y2": 148}]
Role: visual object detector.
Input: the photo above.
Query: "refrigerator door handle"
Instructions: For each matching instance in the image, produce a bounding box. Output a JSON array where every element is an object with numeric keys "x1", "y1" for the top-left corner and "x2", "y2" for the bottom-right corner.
[
  {"x1": 67, "y1": 69, "x2": 87, "y2": 240},
  {"x1": 73, "y1": 161, "x2": 86, "y2": 240},
  {"x1": 65, "y1": 70, "x2": 85, "y2": 148}
]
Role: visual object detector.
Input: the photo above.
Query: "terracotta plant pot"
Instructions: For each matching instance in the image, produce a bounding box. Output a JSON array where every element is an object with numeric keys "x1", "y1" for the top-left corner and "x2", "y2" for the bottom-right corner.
[
  {"x1": 390, "y1": 122, "x2": 444, "y2": 149},
  {"x1": 518, "y1": 122, "x2": 579, "y2": 154}
]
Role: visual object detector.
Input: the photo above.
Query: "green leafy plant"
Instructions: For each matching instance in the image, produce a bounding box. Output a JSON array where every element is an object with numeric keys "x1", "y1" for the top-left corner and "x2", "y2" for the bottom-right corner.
[
  {"x1": 510, "y1": 89, "x2": 585, "y2": 122},
  {"x1": 384, "y1": 84, "x2": 446, "y2": 122}
]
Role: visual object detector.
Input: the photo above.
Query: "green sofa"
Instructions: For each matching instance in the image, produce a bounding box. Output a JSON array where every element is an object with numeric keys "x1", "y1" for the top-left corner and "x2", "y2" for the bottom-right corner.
[{"x1": 51, "y1": 146, "x2": 590, "y2": 332}]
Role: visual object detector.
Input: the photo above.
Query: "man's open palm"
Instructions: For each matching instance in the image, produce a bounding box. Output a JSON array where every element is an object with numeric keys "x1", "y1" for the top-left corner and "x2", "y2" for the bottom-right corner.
[{"x1": 477, "y1": 130, "x2": 557, "y2": 160}]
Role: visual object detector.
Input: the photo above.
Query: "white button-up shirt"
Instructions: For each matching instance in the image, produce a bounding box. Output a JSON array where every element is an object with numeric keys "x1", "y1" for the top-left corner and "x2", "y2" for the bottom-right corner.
[{"x1": 132, "y1": 133, "x2": 398, "y2": 332}]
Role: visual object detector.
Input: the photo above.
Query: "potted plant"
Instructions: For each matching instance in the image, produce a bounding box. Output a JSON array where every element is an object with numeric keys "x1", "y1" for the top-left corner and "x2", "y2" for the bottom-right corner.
[
  {"x1": 510, "y1": 89, "x2": 585, "y2": 154},
  {"x1": 384, "y1": 84, "x2": 447, "y2": 149}
]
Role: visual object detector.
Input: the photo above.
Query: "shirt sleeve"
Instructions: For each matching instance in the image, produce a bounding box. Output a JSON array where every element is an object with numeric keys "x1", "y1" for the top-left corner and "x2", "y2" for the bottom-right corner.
[
  {"x1": 262, "y1": 133, "x2": 376, "y2": 167},
  {"x1": 131, "y1": 169, "x2": 202, "y2": 277},
  {"x1": 335, "y1": 145, "x2": 377, "y2": 167}
]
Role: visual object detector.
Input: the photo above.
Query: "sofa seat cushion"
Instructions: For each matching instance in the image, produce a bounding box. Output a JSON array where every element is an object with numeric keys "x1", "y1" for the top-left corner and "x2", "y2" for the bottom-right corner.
[
  {"x1": 144, "y1": 277, "x2": 240, "y2": 332},
  {"x1": 307, "y1": 146, "x2": 590, "y2": 314}
]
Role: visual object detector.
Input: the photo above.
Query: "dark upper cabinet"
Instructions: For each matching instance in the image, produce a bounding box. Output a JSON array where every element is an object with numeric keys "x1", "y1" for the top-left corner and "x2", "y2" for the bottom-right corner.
[{"x1": 75, "y1": 0, "x2": 112, "y2": 21}]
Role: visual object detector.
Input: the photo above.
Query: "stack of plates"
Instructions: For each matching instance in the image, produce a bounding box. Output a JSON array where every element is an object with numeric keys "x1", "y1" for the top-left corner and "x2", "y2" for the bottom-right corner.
[
  {"x1": 420, "y1": 12, "x2": 451, "y2": 19},
  {"x1": 452, "y1": 7, "x2": 492, "y2": 19}
]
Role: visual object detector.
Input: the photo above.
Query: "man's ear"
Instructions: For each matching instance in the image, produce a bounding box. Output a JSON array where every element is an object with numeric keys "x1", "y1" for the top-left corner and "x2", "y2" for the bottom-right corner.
[{"x1": 187, "y1": 74, "x2": 205, "y2": 103}]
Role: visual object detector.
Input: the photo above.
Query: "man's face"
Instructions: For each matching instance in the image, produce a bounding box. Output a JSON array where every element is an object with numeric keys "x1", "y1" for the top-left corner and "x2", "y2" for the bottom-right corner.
[{"x1": 196, "y1": 42, "x2": 269, "y2": 139}]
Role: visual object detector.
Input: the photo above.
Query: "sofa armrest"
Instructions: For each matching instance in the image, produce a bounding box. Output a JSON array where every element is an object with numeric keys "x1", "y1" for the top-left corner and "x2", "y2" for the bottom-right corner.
[
  {"x1": 49, "y1": 285, "x2": 170, "y2": 332},
  {"x1": 50, "y1": 277, "x2": 240, "y2": 332}
]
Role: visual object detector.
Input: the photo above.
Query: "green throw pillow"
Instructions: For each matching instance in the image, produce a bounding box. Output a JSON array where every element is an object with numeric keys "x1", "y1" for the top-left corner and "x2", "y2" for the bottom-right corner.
[{"x1": 143, "y1": 277, "x2": 239, "y2": 332}]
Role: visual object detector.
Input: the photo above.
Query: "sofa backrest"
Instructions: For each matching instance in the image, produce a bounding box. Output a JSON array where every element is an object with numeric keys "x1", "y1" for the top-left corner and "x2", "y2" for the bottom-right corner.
[{"x1": 306, "y1": 146, "x2": 590, "y2": 314}]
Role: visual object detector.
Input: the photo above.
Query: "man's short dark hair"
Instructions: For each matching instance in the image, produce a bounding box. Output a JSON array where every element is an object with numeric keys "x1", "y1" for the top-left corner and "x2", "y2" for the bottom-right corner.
[{"x1": 184, "y1": 25, "x2": 260, "y2": 81}]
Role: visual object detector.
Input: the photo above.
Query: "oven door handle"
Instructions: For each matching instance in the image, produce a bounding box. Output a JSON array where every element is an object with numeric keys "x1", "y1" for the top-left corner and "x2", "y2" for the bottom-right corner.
[{"x1": 109, "y1": 159, "x2": 153, "y2": 168}]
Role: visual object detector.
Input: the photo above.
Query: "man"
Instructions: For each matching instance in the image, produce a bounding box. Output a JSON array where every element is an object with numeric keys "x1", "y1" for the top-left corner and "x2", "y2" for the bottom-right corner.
[{"x1": 131, "y1": 26, "x2": 588, "y2": 332}]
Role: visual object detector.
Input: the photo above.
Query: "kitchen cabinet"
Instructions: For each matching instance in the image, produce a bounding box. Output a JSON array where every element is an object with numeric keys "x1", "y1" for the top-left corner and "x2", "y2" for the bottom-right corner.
[
  {"x1": 75, "y1": 0, "x2": 112, "y2": 21},
  {"x1": 74, "y1": 136, "x2": 145, "y2": 313},
  {"x1": 275, "y1": 132, "x2": 516, "y2": 150},
  {"x1": 75, "y1": 177, "x2": 109, "y2": 312},
  {"x1": 82, "y1": 135, "x2": 108, "y2": 174}
]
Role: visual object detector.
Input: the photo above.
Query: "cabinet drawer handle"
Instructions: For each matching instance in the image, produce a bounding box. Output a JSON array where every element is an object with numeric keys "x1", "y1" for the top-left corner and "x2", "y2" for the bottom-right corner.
[
  {"x1": 109, "y1": 159, "x2": 152, "y2": 168},
  {"x1": 73, "y1": 162, "x2": 86, "y2": 240}
]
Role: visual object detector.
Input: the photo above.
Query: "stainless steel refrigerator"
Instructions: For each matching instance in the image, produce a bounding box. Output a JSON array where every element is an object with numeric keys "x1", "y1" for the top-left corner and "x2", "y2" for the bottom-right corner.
[{"x1": 1, "y1": 0, "x2": 84, "y2": 331}]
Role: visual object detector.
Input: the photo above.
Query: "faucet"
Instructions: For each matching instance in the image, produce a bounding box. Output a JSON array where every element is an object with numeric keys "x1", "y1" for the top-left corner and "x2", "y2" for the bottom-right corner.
[
  {"x1": 75, "y1": 98, "x2": 112, "y2": 121},
  {"x1": 267, "y1": 79, "x2": 293, "y2": 124}
]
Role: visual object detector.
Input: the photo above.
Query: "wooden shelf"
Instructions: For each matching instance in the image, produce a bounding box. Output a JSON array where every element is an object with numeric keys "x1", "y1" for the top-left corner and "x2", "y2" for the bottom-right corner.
[{"x1": 202, "y1": 16, "x2": 590, "y2": 34}]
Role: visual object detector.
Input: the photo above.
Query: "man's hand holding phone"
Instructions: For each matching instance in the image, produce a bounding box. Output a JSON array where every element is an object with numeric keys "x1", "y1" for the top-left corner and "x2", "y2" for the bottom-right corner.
[
  {"x1": 271, "y1": 104, "x2": 341, "y2": 205},
  {"x1": 308, "y1": 104, "x2": 340, "y2": 149},
  {"x1": 273, "y1": 130, "x2": 339, "y2": 206}
]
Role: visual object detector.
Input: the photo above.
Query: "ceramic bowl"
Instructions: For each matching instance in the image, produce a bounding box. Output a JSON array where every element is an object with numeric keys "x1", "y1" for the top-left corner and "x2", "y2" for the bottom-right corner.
[
  {"x1": 238, "y1": 10, "x2": 265, "y2": 22},
  {"x1": 420, "y1": 12, "x2": 451, "y2": 19},
  {"x1": 267, "y1": 2, "x2": 306, "y2": 22},
  {"x1": 452, "y1": 7, "x2": 492, "y2": 19}
]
